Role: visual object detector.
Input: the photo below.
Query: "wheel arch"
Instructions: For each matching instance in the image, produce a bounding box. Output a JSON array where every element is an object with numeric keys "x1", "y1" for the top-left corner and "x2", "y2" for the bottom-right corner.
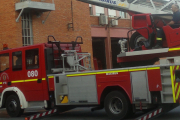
[
  {"x1": 0, "y1": 87, "x2": 28, "y2": 109},
  {"x1": 100, "y1": 86, "x2": 131, "y2": 106}
]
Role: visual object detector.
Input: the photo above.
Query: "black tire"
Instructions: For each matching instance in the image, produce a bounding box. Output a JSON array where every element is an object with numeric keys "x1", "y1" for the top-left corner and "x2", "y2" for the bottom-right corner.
[
  {"x1": 104, "y1": 91, "x2": 130, "y2": 120},
  {"x1": 129, "y1": 32, "x2": 147, "y2": 49},
  {"x1": 6, "y1": 95, "x2": 24, "y2": 117}
]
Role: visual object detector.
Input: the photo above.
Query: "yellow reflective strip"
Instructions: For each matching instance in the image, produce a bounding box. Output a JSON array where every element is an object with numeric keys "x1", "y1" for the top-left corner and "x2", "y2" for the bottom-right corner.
[
  {"x1": 129, "y1": 68, "x2": 146, "y2": 72},
  {"x1": 175, "y1": 83, "x2": 178, "y2": 92},
  {"x1": 11, "y1": 80, "x2": 24, "y2": 83},
  {"x1": 175, "y1": 66, "x2": 180, "y2": 92},
  {"x1": 48, "y1": 76, "x2": 54, "y2": 78},
  {"x1": 42, "y1": 78, "x2": 46, "y2": 80},
  {"x1": 96, "y1": 70, "x2": 128, "y2": 74},
  {"x1": 67, "y1": 72, "x2": 96, "y2": 77},
  {"x1": 67, "y1": 70, "x2": 129, "y2": 77},
  {"x1": 0, "y1": 82, "x2": 2, "y2": 84},
  {"x1": 67, "y1": 67, "x2": 158, "y2": 77},
  {"x1": 175, "y1": 66, "x2": 180, "y2": 100},
  {"x1": 156, "y1": 38, "x2": 162, "y2": 40},
  {"x1": 169, "y1": 48, "x2": 180, "y2": 51},
  {"x1": 147, "y1": 67, "x2": 160, "y2": 70},
  {"x1": 170, "y1": 66, "x2": 176, "y2": 103},
  {"x1": 176, "y1": 66, "x2": 179, "y2": 70},
  {"x1": 25, "y1": 79, "x2": 37, "y2": 82},
  {"x1": 176, "y1": 87, "x2": 180, "y2": 100}
]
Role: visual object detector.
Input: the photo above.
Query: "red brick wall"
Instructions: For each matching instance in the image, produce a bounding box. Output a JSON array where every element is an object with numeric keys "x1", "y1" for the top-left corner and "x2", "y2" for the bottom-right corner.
[
  {"x1": 0, "y1": 0, "x2": 22, "y2": 50},
  {"x1": 0, "y1": 0, "x2": 93, "y2": 61},
  {"x1": 31, "y1": 0, "x2": 92, "y2": 55},
  {"x1": 0, "y1": 0, "x2": 93, "y2": 67}
]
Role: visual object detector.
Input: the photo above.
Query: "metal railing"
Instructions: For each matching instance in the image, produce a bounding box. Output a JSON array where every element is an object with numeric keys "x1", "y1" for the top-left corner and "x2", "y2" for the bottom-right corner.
[
  {"x1": 51, "y1": 50, "x2": 92, "y2": 73},
  {"x1": 61, "y1": 50, "x2": 92, "y2": 73}
]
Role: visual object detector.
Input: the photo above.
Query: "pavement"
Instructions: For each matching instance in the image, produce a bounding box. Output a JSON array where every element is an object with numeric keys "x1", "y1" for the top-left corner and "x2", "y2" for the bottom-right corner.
[{"x1": 0, "y1": 106, "x2": 180, "y2": 120}]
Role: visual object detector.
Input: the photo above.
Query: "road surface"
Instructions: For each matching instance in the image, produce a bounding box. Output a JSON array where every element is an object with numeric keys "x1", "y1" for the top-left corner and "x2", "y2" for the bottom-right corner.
[{"x1": 0, "y1": 106, "x2": 180, "y2": 120}]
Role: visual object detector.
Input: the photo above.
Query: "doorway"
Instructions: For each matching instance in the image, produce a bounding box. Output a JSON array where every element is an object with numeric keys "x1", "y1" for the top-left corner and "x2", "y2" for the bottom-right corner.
[
  {"x1": 92, "y1": 38, "x2": 106, "y2": 69},
  {"x1": 111, "y1": 38, "x2": 121, "y2": 68}
]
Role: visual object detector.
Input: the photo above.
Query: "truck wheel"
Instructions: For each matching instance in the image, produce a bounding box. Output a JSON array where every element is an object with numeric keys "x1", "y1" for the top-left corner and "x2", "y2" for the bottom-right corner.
[
  {"x1": 6, "y1": 95, "x2": 24, "y2": 117},
  {"x1": 104, "y1": 91, "x2": 130, "y2": 120},
  {"x1": 130, "y1": 32, "x2": 147, "y2": 49}
]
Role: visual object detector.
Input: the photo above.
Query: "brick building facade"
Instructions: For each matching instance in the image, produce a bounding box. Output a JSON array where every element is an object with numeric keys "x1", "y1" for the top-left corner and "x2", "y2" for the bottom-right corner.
[
  {"x1": 0, "y1": 0, "x2": 131, "y2": 69},
  {"x1": 0, "y1": 0, "x2": 92, "y2": 53}
]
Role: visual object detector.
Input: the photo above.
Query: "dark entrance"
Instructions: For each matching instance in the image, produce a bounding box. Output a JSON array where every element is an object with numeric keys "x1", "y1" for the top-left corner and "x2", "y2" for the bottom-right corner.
[
  {"x1": 92, "y1": 38, "x2": 106, "y2": 69},
  {"x1": 111, "y1": 38, "x2": 121, "y2": 68}
]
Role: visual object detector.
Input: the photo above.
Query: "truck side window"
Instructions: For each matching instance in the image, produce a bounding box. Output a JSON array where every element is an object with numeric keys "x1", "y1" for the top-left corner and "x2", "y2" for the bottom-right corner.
[
  {"x1": 12, "y1": 51, "x2": 22, "y2": 71},
  {"x1": 26, "y1": 49, "x2": 39, "y2": 69},
  {"x1": 0, "y1": 53, "x2": 9, "y2": 72}
]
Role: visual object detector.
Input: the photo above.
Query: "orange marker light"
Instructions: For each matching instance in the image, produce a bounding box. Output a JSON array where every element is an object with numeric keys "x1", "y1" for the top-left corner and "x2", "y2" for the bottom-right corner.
[{"x1": 3, "y1": 44, "x2": 8, "y2": 50}]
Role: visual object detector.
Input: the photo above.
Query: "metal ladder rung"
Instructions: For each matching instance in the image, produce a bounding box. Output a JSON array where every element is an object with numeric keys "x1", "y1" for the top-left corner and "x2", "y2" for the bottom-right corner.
[
  {"x1": 162, "y1": 83, "x2": 172, "y2": 86},
  {"x1": 161, "y1": 73, "x2": 171, "y2": 76},
  {"x1": 162, "y1": 92, "x2": 173, "y2": 95},
  {"x1": 163, "y1": 101, "x2": 174, "y2": 103},
  {"x1": 59, "y1": 93, "x2": 68, "y2": 95},
  {"x1": 54, "y1": 59, "x2": 62, "y2": 60},
  {"x1": 61, "y1": 83, "x2": 67, "y2": 85}
]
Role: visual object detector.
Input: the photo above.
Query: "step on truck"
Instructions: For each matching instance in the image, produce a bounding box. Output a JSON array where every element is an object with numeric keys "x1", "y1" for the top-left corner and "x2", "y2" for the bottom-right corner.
[{"x1": 1, "y1": 34, "x2": 180, "y2": 120}]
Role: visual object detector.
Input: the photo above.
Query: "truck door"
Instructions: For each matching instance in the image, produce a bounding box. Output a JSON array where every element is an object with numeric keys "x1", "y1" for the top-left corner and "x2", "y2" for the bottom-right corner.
[
  {"x1": 23, "y1": 47, "x2": 43, "y2": 101},
  {"x1": 11, "y1": 51, "x2": 24, "y2": 92},
  {"x1": 0, "y1": 53, "x2": 10, "y2": 93}
]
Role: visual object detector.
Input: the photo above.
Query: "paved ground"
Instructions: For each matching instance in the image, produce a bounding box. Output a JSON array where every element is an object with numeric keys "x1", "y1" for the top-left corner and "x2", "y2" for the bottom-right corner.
[{"x1": 0, "y1": 106, "x2": 180, "y2": 120}]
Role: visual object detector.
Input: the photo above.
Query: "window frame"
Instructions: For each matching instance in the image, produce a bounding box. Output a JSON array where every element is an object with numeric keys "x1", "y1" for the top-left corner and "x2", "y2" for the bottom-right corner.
[
  {"x1": 22, "y1": 13, "x2": 33, "y2": 46},
  {"x1": 25, "y1": 48, "x2": 39, "y2": 70},
  {"x1": 0, "y1": 53, "x2": 9, "y2": 73},
  {"x1": 12, "y1": 51, "x2": 23, "y2": 71}
]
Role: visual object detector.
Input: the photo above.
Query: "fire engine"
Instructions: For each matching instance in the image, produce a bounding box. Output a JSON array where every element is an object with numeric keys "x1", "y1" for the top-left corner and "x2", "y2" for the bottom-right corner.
[
  {"x1": 1, "y1": 35, "x2": 180, "y2": 120},
  {"x1": 1, "y1": 0, "x2": 180, "y2": 120}
]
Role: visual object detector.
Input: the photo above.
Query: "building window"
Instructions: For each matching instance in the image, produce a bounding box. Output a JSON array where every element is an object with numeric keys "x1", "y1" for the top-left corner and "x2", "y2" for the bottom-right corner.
[
  {"x1": 95, "y1": 6, "x2": 105, "y2": 16},
  {"x1": 108, "y1": 9, "x2": 116, "y2": 17},
  {"x1": 12, "y1": 51, "x2": 22, "y2": 71},
  {"x1": 119, "y1": 11, "x2": 127, "y2": 18},
  {"x1": 89, "y1": 4, "x2": 93, "y2": 15},
  {"x1": 26, "y1": 49, "x2": 39, "y2": 69},
  {"x1": 0, "y1": 53, "x2": 9, "y2": 72},
  {"x1": 22, "y1": 13, "x2": 33, "y2": 46}
]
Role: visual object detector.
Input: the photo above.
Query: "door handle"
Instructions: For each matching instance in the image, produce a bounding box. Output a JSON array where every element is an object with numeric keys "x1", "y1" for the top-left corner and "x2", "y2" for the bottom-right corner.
[{"x1": 37, "y1": 79, "x2": 42, "y2": 83}]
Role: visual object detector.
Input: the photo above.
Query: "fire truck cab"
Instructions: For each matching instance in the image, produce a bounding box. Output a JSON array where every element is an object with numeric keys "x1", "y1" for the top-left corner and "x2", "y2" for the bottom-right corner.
[{"x1": 0, "y1": 36, "x2": 86, "y2": 117}]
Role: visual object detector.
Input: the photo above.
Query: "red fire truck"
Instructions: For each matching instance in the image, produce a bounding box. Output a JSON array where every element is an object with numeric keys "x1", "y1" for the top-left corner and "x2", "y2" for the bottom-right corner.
[
  {"x1": 1, "y1": 31, "x2": 180, "y2": 120},
  {"x1": 2, "y1": 1, "x2": 180, "y2": 120}
]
